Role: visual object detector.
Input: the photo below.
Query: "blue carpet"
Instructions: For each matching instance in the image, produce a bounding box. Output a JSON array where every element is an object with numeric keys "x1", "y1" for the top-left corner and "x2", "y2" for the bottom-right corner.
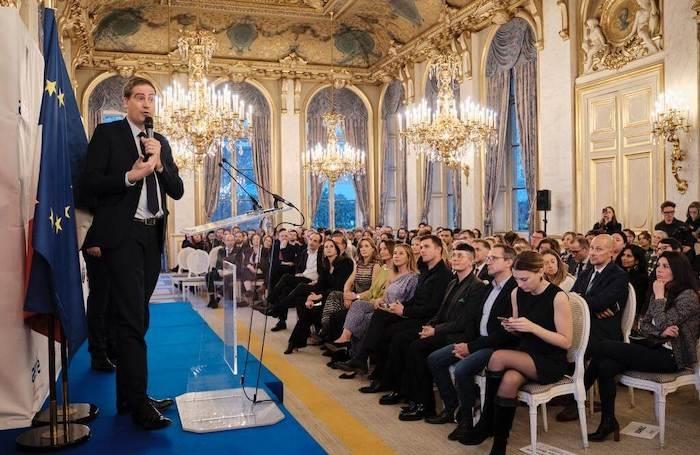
[{"x1": 1, "y1": 303, "x2": 325, "y2": 454}]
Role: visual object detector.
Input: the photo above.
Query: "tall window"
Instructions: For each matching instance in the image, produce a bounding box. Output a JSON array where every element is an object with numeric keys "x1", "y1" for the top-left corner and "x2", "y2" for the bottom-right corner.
[
  {"x1": 508, "y1": 74, "x2": 529, "y2": 232},
  {"x1": 313, "y1": 176, "x2": 357, "y2": 229},
  {"x1": 211, "y1": 138, "x2": 260, "y2": 230}
]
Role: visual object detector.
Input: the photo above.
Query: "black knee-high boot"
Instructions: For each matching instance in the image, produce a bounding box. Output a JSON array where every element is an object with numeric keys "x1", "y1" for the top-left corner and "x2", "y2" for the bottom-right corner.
[
  {"x1": 459, "y1": 370, "x2": 503, "y2": 446},
  {"x1": 490, "y1": 397, "x2": 517, "y2": 455}
]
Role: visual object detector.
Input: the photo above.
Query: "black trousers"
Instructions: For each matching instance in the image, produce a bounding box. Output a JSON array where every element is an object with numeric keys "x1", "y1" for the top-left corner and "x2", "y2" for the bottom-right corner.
[
  {"x1": 355, "y1": 310, "x2": 422, "y2": 378},
  {"x1": 269, "y1": 274, "x2": 312, "y2": 321},
  {"x1": 585, "y1": 340, "x2": 678, "y2": 420},
  {"x1": 401, "y1": 335, "x2": 450, "y2": 411},
  {"x1": 84, "y1": 250, "x2": 114, "y2": 360},
  {"x1": 104, "y1": 221, "x2": 162, "y2": 410},
  {"x1": 327, "y1": 309, "x2": 349, "y2": 341},
  {"x1": 289, "y1": 302, "x2": 323, "y2": 348},
  {"x1": 379, "y1": 326, "x2": 421, "y2": 392}
]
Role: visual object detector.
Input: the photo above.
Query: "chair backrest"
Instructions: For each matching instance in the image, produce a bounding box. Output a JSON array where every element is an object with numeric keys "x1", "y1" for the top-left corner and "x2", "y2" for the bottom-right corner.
[
  {"x1": 621, "y1": 283, "x2": 637, "y2": 343},
  {"x1": 187, "y1": 250, "x2": 210, "y2": 275},
  {"x1": 209, "y1": 246, "x2": 223, "y2": 269},
  {"x1": 178, "y1": 247, "x2": 194, "y2": 272},
  {"x1": 567, "y1": 293, "x2": 591, "y2": 382}
]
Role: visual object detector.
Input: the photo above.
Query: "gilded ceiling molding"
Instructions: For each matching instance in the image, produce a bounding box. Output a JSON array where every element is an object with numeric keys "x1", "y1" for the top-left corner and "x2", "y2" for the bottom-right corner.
[
  {"x1": 170, "y1": 0, "x2": 330, "y2": 19},
  {"x1": 694, "y1": 1, "x2": 700, "y2": 23},
  {"x1": 57, "y1": 0, "x2": 93, "y2": 71},
  {"x1": 557, "y1": 0, "x2": 569, "y2": 40},
  {"x1": 367, "y1": 0, "x2": 542, "y2": 82},
  {"x1": 0, "y1": 0, "x2": 20, "y2": 7}
]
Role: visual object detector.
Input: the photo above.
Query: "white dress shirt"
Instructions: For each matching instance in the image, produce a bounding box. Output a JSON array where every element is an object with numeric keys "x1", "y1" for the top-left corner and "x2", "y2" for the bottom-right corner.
[
  {"x1": 124, "y1": 118, "x2": 163, "y2": 219},
  {"x1": 301, "y1": 248, "x2": 319, "y2": 282},
  {"x1": 479, "y1": 276, "x2": 508, "y2": 336}
]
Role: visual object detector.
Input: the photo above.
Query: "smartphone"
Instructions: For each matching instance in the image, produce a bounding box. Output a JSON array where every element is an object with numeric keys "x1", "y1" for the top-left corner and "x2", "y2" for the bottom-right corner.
[{"x1": 312, "y1": 301, "x2": 323, "y2": 307}]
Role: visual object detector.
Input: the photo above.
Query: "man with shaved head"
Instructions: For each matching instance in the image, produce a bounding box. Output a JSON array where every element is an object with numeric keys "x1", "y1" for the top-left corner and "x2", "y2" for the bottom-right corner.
[{"x1": 557, "y1": 234, "x2": 629, "y2": 422}]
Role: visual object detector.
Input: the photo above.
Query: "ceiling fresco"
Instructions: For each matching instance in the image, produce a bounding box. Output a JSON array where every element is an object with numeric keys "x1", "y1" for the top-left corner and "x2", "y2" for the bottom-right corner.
[{"x1": 75, "y1": 0, "x2": 465, "y2": 68}]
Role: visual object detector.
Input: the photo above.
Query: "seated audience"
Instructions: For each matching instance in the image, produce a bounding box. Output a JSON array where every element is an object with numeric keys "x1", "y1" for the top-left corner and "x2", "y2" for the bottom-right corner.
[
  {"x1": 264, "y1": 232, "x2": 322, "y2": 331},
  {"x1": 530, "y1": 230, "x2": 546, "y2": 249},
  {"x1": 611, "y1": 231, "x2": 628, "y2": 261},
  {"x1": 438, "y1": 228, "x2": 454, "y2": 253},
  {"x1": 461, "y1": 251, "x2": 572, "y2": 455},
  {"x1": 240, "y1": 233, "x2": 270, "y2": 306},
  {"x1": 285, "y1": 239, "x2": 353, "y2": 354},
  {"x1": 336, "y1": 236, "x2": 452, "y2": 381},
  {"x1": 655, "y1": 200, "x2": 694, "y2": 253},
  {"x1": 542, "y1": 250, "x2": 575, "y2": 292},
  {"x1": 566, "y1": 236, "x2": 591, "y2": 278},
  {"x1": 396, "y1": 243, "x2": 487, "y2": 421},
  {"x1": 583, "y1": 252, "x2": 700, "y2": 442},
  {"x1": 557, "y1": 234, "x2": 629, "y2": 422},
  {"x1": 472, "y1": 239, "x2": 492, "y2": 282},
  {"x1": 427, "y1": 245, "x2": 517, "y2": 440},
  {"x1": 206, "y1": 233, "x2": 238, "y2": 309},
  {"x1": 623, "y1": 228, "x2": 636, "y2": 246},
  {"x1": 560, "y1": 231, "x2": 577, "y2": 262},
  {"x1": 512, "y1": 238, "x2": 531, "y2": 254},
  {"x1": 537, "y1": 238, "x2": 560, "y2": 255},
  {"x1": 647, "y1": 229, "x2": 669, "y2": 275},
  {"x1": 593, "y1": 206, "x2": 623, "y2": 234}
]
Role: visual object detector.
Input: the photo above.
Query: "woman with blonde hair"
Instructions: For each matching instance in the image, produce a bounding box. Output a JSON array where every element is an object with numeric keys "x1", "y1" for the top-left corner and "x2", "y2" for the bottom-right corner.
[{"x1": 541, "y1": 250, "x2": 575, "y2": 292}]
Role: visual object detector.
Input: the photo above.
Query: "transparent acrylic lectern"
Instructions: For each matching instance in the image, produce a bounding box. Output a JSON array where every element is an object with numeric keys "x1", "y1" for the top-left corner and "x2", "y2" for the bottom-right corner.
[{"x1": 176, "y1": 208, "x2": 289, "y2": 432}]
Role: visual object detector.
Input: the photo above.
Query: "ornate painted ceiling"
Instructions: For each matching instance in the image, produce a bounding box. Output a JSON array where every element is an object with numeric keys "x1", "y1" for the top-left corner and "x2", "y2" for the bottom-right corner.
[{"x1": 59, "y1": 0, "x2": 473, "y2": 68}]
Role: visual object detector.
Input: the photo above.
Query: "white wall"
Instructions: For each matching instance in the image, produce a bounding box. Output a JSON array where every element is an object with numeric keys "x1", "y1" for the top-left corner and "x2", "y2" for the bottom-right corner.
[
  {"x1": 663, "y1": 0, "x2": 700, "y2": 208},
  {"x1": 537, "y1": 0, "x2": 577, "y2": 234},
  {"x1": 279, "y1": 81, "x2": 303, "y2": 224}
]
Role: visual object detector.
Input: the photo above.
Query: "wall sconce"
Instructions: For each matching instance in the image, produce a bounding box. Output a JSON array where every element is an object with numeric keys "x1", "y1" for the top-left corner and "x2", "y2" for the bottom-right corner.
[{"x1": 652, "y1": 93, "x2": 691, "y2": 194}]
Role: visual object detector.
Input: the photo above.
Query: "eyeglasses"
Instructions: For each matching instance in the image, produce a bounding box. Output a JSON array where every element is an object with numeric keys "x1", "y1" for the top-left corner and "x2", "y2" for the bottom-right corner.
[
  {"x1": 663, "y1": 210, "x2": 675, "y2": 215},
  {"x1": 486, "y1": 255, "x2": 504, "y2": 262}
]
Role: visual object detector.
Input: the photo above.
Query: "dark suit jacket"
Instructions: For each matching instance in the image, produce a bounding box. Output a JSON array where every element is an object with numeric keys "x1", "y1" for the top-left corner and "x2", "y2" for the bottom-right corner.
[
  {"x1": 402, "y1": 260, "x2": 453, "y2": 322},
  {"x1": 315, "y1": 254, "x2": 354, "y2": 299},
  {"x1": 428, "y1": 272, "x2": 487, "y2": 345},
  {"x1": 465, "y1": 276, "x2": 518, "y2": 352},
  {"x1": 571, "y1": 261, "x2": 629, "y2": 344},
  {"x1": 83, "y1": 118, "x2": 183, "y2": 250},
  {"x1": 476, "y1": 264, "x2": 491, "y2": 282},
  {"x1": 295, "y1": 248, "x2": 324, "y2": 277}
]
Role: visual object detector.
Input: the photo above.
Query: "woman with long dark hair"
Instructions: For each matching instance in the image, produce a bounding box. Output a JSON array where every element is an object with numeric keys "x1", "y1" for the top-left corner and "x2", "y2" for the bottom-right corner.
[
  {"x1": 593, "y1": 206, "x2": 623, "y2": 234},
  {"x1": 285, "y1": 239, "x2": 353, "y2": 354},
  {"x1": 584, "y1": 252, "x2": 700, "y2": 442},
  {"x1": 461, "y1": 252, "x2": 572, "y2": 454},
  {"x1": 615, "y1": 245, "x2": 649, "y2": 317}
]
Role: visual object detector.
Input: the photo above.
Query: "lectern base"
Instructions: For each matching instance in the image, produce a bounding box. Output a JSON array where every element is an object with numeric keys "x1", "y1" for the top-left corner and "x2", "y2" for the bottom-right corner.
[
  {"x1": 16, "y1": 423, "x2": 90, "y2": 452},
  {"x1": 32, "y1": 403, "x2": 99, "y2": 426},
  {"x1": 176, "y1": 387, "x2": 284, "y2": 433}
]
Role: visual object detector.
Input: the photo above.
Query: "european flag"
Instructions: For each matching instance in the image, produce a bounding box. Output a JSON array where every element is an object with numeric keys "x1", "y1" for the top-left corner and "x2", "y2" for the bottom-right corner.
[{"x1": 24, "y1": 8, "x2": 87, "y2": 354}]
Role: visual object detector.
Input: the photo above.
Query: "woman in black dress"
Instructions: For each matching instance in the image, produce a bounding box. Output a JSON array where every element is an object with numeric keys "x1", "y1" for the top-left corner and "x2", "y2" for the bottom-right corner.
[
  {"x1": 593, "y1": 206, "x2": 623, "y2": 234},
  {"x1": 461, "y1": 251, "x2": 572, "y2": 455},
  {"x1": 285, "y1": 239, "x2": 353, "y2": 354}
]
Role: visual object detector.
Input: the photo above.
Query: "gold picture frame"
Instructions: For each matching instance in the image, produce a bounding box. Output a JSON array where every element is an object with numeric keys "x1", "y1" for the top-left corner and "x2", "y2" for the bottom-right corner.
[{"x1": 601, "y1": 0, "x2": 640, "y2": 46}]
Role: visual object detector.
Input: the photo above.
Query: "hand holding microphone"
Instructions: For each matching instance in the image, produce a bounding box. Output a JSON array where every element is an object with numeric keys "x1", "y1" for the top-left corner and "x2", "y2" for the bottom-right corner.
[{"x1": 141, "y1": 116, "x2": 163, "y2": 172}]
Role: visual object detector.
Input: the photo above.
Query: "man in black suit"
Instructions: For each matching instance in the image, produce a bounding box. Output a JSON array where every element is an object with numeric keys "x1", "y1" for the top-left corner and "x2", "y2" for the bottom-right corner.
[
  {"x1": 566, "y1": 235, "x2": 591, "y2": 278},
  {"x1": 396, "y1": 243, "x2": 487, "y2": 421},
  {"x1": 557, "y1": 234, "x2": 629, "y2": 422},
  {"x1": 426, "y1": 244, "x2": 518, "y2": 442},
  {"x1": 83, "y1": 77, "x2": 184, "y2": 430},
  {"x1": 265, "y1": 231, "x2": 323, "y2": 331},
  {"x1": 472, "y1": 239, "x2": 492, "y2": 283},
  {"x1": 206, "y1": 233, "x2": 238, "y2": 308}
]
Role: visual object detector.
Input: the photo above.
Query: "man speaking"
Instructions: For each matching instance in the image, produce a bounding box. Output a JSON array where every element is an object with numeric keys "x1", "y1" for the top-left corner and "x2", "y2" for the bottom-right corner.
[{"x1": 83, "y1": 77, "x2": 184, "y2": 430}]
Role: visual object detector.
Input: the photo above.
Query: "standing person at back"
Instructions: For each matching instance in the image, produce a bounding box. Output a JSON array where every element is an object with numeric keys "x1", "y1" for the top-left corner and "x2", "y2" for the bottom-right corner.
[{"x1": 83, "y1": 77, "x2": 184, "y2": 430}]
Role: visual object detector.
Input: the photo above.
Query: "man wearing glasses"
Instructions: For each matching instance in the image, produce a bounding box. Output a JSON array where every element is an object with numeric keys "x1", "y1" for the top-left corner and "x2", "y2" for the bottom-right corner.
[
  {"x1": 654, "y1": 201, "x2": 693, "y2": 253},
  {"x1": 565, "y1": 236, "x2": 591, "y2": 278}
]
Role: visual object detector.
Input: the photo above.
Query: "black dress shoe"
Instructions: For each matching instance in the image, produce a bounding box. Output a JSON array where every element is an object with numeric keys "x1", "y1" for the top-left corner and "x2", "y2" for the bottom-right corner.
[
  {"x1": 132, "y1": 403, "x2": 171, "y2": 431},
  {"x1": 588, "y1": 418, "x2": 620, "y2": 442},
  {"x1": 378, "y1": 391, "x2": 403, "y2": 405},
  {"x1": 336, "y1": 359, "x2": 368, "y2": 374},
  {"x1": 118, "y1": 396, "x2": 175, "y2": 415},
  {"x1": 207, "y1": 296, "x2": 220, "y2": 309},
  {"x1": 399, "y1": 402, "x2": 425, "y2": 421},
  {"x1": 91, "y1": 357, "x2": 116, "y2": 372},
  {"x1": 358, "y1": 380, "x2": 386, "y2": 394},
  {"x1": 425, "y1": 407, "x2": 456, "y2": 424},
  {"x1": 270, "y1": 320, "x2": 287, "y2": 332},
  {"x1": 448, "y1": 418, "x2": 473, "y2": 441}
]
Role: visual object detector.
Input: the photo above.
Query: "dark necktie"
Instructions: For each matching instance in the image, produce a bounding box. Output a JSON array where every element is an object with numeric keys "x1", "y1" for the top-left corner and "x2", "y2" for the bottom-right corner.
[
  {"x1": 138, "y1": 132, "x2": 160, "y2": 215},
  {"x1": 586, "y1": 271, "x2": 599, "y2": 295}
]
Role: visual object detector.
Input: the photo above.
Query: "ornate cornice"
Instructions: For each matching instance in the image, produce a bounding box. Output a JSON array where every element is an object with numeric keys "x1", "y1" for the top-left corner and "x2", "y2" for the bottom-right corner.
[
  {"x1": 169, "y1": 0, "x2": 331, "y2": 19},
  {"x1": 0, "y1": 0, "x2": 20, "y2": 7},
  {"x1": 694, "y1": 1, "x2": 700, "y2": 23},
  {"x1": 58, "y1": 0, "x2": 93, "y2": 69},
  {"x1": 88, "y1": 49, "x2": 381, "y2": 85}
]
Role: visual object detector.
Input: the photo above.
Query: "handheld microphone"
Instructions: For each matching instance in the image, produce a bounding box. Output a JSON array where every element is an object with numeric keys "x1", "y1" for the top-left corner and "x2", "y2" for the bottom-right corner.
[{"x1": 142, "y1": 116, "x2": 154, "y2": 162}]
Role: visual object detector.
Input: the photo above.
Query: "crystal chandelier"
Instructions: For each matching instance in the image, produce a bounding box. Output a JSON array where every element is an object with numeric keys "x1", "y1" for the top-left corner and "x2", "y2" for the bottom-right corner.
[
  {"x1": 155, "y1": 27, "x2": 252, "y2": 172},
  {"x1": 399, "y1": 51, "x2": 497, "y2": 173},
  {"x1": 303, "y1": 12, "x2": 366, "y2": 229}
]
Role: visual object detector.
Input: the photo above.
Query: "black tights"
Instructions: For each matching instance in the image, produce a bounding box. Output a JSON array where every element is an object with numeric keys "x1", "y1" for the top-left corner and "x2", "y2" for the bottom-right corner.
[{"x1": 585, "y1": 340, "x2": 678, "y2": 421}]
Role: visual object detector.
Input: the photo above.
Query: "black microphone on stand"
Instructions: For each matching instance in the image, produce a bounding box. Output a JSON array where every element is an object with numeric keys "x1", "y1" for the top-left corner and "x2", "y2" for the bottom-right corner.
[
  {"x1": 217, "y1": 162, "x2": 263, "y2": 212},
  {"x1": 221, "y1": 157, "x2": 297, "y2": 210}
]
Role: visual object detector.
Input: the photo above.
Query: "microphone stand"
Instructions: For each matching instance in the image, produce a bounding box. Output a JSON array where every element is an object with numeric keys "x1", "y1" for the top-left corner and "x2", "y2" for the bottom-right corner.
[
  {"x1": 221, "y1": 157, "x2": 298, "y2": 211},
  {"x1": 217, "y1": 163, "x2": 263, "y2": 212}
]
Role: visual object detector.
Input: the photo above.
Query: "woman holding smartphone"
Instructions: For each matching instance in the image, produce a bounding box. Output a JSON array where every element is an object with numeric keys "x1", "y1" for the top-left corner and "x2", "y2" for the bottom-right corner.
[{"x1": 461, "y1": 251, "x2": 572, "y2": 455}]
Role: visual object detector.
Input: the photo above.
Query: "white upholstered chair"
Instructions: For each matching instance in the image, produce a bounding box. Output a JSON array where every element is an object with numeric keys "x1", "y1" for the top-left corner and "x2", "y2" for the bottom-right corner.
[{"x1": 516, "y1": 292, "x2": 591, "y2": 451}]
